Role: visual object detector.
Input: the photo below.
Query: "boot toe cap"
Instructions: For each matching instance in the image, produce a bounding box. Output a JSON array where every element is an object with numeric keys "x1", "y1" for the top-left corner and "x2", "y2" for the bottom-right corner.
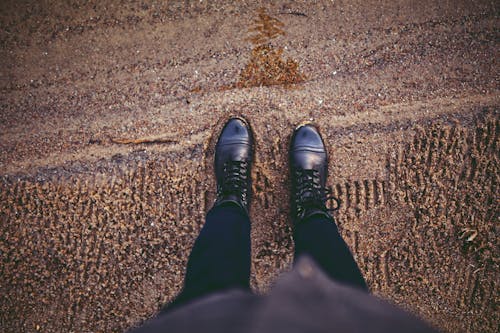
[
  {"x1": 292, "y1": 124, "x2": 325, "y2": 151},
  {"x1": 290, "y1": 124, "x2": 327, "y2": 172},
  {"x1": 215, "y1": 118, "x2": 253, "y2": 178},
  {"x1": 218, "y1": 118, "x2": 252, "y2": 145}
]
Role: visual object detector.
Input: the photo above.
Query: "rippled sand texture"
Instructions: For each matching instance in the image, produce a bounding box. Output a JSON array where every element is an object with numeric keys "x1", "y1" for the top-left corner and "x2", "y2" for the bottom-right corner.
[{"x1": 1, "y1": 1, "x2": 498, "y2": 332}]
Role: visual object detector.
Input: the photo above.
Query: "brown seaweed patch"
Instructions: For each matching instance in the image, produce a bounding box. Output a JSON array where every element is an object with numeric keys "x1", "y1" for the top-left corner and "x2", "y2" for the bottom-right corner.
[{"x1": 236, "y1": 8, "x2": 306, "y2": 88}]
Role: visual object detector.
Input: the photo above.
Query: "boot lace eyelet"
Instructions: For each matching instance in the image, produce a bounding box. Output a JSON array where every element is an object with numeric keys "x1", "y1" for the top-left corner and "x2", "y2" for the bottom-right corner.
[
  {"x1": 293, "y1": 168, "x2": 340, "y2": 217},
  {"x1": 216, "y1": 161, "x2": 249, "y2": 205}
]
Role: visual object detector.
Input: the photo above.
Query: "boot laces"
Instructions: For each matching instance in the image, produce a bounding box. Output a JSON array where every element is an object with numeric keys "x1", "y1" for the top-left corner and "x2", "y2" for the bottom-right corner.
[
  {"x1": 217, "y1": 160, "x2": 249, "y2": 204},
  {"x1": 294, "y1": 168, "x2": 340, "y2": 218}
]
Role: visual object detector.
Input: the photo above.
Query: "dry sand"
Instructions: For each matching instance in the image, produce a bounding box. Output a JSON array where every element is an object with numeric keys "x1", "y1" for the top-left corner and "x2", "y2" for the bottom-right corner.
[{"x1": 0, "y1": 1, "x2": 498, "y2": 332}]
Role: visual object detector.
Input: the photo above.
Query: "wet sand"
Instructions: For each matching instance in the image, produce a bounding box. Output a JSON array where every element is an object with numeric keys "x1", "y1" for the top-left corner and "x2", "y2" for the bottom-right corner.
[{"x1": 0, "y1": 1, "x2": 498, "y2": 332}]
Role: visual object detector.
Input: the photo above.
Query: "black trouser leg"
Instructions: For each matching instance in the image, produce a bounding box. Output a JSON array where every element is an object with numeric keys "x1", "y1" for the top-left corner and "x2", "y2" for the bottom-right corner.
[
  {"x1": 293, "y1": 214, "x2": 368, "y2": 291},
  {"x1": 167, "y1": 202, "x2": 251, "y2": 310}
]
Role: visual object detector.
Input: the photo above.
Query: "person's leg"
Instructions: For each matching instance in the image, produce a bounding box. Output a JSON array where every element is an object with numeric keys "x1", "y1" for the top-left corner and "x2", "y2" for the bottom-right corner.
[
  {"x1": 166, "y1": 118, "x2": 254, "y2": 311},
  {"x1": 293, "y1": 214, "x2": 367, "y2": 290},
  {"x1": 171, "y1": 202, "x2": 251, "y2": 308},
  {"x1": 289, "y1": 124, "x2": 367, "y2": 291}
]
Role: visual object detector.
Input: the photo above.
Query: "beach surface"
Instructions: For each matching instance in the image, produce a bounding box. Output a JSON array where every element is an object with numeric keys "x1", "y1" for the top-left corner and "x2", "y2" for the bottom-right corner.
[{"x1": 0, "y1": 1, "x2": 498, "y2": 332}]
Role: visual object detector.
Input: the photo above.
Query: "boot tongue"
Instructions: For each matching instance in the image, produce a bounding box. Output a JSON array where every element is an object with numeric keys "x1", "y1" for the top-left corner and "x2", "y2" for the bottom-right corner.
[
  {"x1": 224, "y1": 194, "x2": 240, "y2": 203},
  {"x1": 301, "y1": 190, "x2": 315, "y2": 200}
]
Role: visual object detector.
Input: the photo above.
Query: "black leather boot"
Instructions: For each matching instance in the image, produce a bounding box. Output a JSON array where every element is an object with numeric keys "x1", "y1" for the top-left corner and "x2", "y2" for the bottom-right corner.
[
  {"x1": 213, "y1": 118, "x2": 253, "y2": 212},
  {"x1": 289, "y1": 124, "x2": 339, "y2": 224}
]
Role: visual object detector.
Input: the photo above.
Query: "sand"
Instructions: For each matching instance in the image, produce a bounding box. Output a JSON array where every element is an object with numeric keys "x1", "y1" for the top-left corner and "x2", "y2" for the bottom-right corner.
[{"x1": 0, "y1": 1, "x2": 498, "y2": 332}]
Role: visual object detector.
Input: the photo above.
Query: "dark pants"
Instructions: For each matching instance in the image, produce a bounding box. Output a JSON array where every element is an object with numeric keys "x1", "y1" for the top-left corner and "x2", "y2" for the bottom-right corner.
[{"x1": 168, "y1": 202, "x2": 366, "y2": 310}]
